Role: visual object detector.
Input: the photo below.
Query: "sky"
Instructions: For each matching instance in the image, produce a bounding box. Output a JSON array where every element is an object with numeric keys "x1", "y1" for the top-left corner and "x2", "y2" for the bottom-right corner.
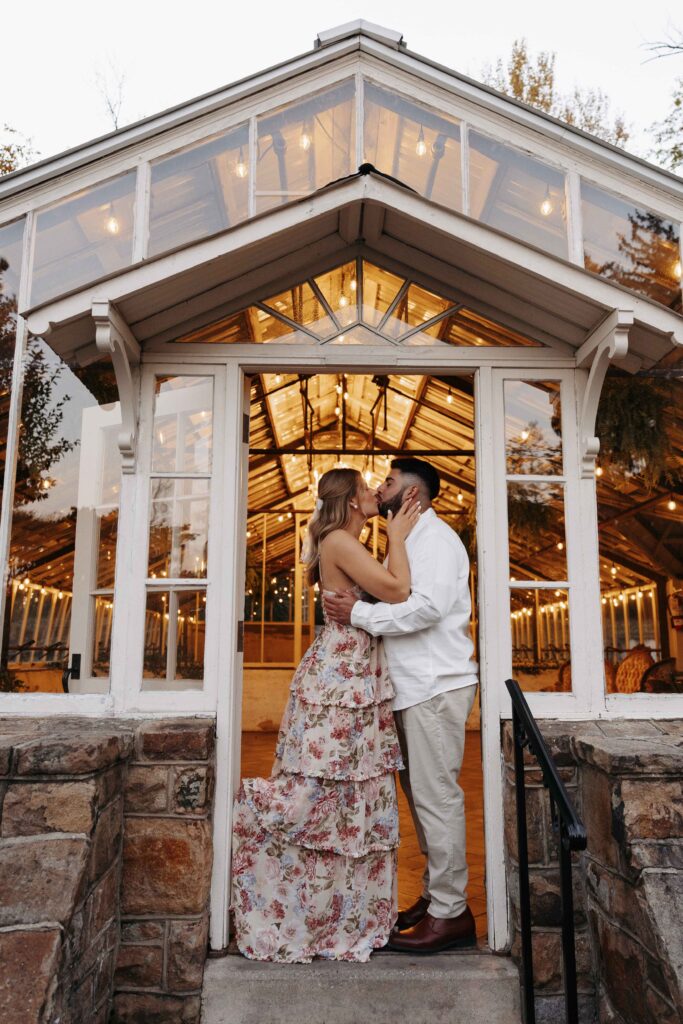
[{"x1": 3, "y1": 0, "x2": 682, "y2": 167}]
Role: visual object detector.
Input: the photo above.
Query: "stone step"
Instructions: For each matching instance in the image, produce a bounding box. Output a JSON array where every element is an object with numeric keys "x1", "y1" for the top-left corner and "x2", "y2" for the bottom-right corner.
[{"x1": 201, "y1": 949, "x2": 521, "y2": 1024}]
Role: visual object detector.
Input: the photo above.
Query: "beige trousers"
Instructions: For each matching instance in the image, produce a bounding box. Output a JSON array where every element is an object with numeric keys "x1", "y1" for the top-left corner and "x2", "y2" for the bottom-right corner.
[{"x1": 394, "y1": 684, "x2": 477, "y2": 919}]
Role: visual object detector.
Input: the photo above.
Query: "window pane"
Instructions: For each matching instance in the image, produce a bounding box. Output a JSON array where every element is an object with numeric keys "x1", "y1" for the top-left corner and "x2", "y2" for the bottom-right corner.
[
  {"x1": 441, "y1": 309, "x2": 544, "y2": 348},
  {"x1": 0, "y1": 218, "x2": 25, "y2": 505},
  {"x1": 582, "y1": 181, "x2": 681, "y2": 312},
  {"x1": 469, "y1": 132, "x2": 567, "y2": 258},
  {"x1": 313, "y1": 262, "x2": 358, "y2": 326},
  {"x1": 142, "y1": 589, "x2": 205, "y2": 688},
  {"x1": 361, "y1": 262, "x2": 403, "y2": 326},
  {"x1": 149, "y1": 123, "x2": 249, "y2": 257},
  {"x1": 152, "y1": 376, "x2": 213, "y2": 473},
  {"x1": 511, "y1": 588, "x2": 571, "y2": 692},
  {"x1": 364, "y1": 81, "x2": 462, "y2": 211},
  {"x1": 256, "y1": 80, "x2": 355, "y2": 213},
  {"x1": 148, "y1": 478, "x2": 209, "y2": 579},
  {"x1": 508, "y1": 482, "x2": 567, "y2": 581},
  {"x1": 92, "y1": 595, "x2": 113, "y2": 677},
  {"x1": 505, "y1": 380, "x2": 562, "y2": 474},
  {"x1": 1, "y1": 347, "x2": 120, "y2": 691},
  {"x1": 384, "y1": 283, "x2": 453, "y2": 338},
  {"x1": 262, "y1": 282, "x2": 336, "y2": 337},
  {"x1": 31, "y1": 172, "x2": 136, "y2": 305}
]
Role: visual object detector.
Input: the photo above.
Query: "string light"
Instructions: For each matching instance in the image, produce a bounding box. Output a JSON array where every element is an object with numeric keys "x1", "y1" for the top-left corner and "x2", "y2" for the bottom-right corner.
[
  {"x1": 557, "y1": 541, "x2": 564, "y2": 550},
  {"x1": 339, "y1": 294, "x2": 349, "y2": 307},
  {"x1": 235, "y1": 146, "x2": 248, "y2": 179},
  {"x1": 275, "y1": 373, "x2": 282, "y2": 384},
  {"x1": 610, "y1": 564, "x2": 617, "y2": 577},
  {"x1": 667, "y1": 496, "x2": 677, "y2": 511},
  {"x1": 446, "y1": 389, "x2": 453, "y2": 405},
  {"x1": 520, "y1": 428, "x2": 530, "y2": 441},
  {"x1": 299, "y1": 123, "x2": 312, "y2": 151},
  {"x1": 674, "y1": 260, "x2": 682, "y2": 281},
  {"x1": 350, "y1": 279, "x2": 357, "y2": 292},
  {"x1": 595, "y1": 465, "x2": 603, "y2": 477},
  {"x1": 416, "y1": 125, "x2": 427, "y2": 157},
  {"x1": 540, "y1": 187, "x2": 553, "y2": 217},
  {"x1": 457, "y1": 491, "x2": 464, "y2": 504},
  {"x1": 104, "y1": 203, "x2": 120, "y2": 235}
]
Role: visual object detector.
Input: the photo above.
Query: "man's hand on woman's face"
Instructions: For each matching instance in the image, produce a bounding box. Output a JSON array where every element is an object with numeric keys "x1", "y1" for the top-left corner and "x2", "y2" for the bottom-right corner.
[{"x1": 323, "y1": 590, "x2": 358, "y2": 625}]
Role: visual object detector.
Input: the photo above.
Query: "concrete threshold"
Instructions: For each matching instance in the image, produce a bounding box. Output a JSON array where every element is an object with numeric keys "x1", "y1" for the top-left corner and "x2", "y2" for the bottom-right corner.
[{"x1": 201, "y1": 948, "x2": 522, "y2": 1024}]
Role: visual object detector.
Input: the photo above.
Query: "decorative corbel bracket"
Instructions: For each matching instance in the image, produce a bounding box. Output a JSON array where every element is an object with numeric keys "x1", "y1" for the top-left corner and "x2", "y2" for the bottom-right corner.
[
  {"x1": 576, "y1": 308, "x2": 633, "y2": 478},
  {"x1": 92, "y1": 300, "x2": 141, "y2": 474}
]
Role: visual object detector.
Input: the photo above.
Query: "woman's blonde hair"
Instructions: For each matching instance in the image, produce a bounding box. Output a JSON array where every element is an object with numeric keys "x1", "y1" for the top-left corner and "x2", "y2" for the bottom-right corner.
[{"x1": 303, "y1": 468, "x2": 362, "y2": 586}]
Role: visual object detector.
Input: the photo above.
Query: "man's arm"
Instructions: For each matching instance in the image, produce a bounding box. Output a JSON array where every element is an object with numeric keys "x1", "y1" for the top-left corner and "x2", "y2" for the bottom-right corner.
[{"x1": 327, "y1": 531, "x2": 468, "y2": 638}]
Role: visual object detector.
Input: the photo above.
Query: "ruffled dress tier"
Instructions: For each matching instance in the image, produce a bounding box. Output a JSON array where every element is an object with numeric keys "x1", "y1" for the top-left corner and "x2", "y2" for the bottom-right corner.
[{"x1": 232, "y1": 592, "x2": 403, "y2": 963}]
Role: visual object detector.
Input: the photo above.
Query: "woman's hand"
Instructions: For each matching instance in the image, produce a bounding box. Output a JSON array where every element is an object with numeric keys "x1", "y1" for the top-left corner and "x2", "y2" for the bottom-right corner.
[{"x1": 386, "y1": 495, "x2": 421, "y2": 544}]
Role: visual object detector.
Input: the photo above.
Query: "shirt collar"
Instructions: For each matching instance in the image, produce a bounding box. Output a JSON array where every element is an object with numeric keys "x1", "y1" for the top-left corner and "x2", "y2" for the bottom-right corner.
[{"x1": 408, "y1": 506, "x2": 436, "y2": 540}]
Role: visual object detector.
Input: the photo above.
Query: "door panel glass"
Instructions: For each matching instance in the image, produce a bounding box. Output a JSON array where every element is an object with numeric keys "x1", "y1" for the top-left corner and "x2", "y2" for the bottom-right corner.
[
  {"x1": 504, "y1": 380, "x2": 562, "y2": 474},
  {"x1": 511, "y1": 588, "x2": 571, "y2": 692}
]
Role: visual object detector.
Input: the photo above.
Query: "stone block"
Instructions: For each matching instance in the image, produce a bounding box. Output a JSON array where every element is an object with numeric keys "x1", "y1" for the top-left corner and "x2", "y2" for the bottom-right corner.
[
  {"x1": 512, "y1": 927, "x2": 593, "y2": 993},
  {"x1": 124, "y1": 764, "x2": 169, "y2": 813},
  {"x1": 0, "y1": 834, "x2": 89, "y2": 926},
  {"x1": 121, "y1": 919, "x2": 165, "y2": 943},
  {"x1": 580, "y1": 766, "x2": 620, "y2": 871},
  {"x1": 122, "y1": 818, "x2": 212, "y2": 915},
  {"x1": 90, "y1": 795, "x2": 123, "y2": 882},
  {"x1": 13, "y1": 730, "x2": 133, "y2": 775},
  {"x1": 503, "y1": 777, "x2": 546, "y2": 864},
  {"x1": 137, "y1": 720, "x2": 214, "y2": 762},
  {"x1": 584, "y1": 859, "x2": 657, "y2": 954},
  {"x1": 172, "y1": 765, "x2": 213, "y2": 815},
  {"x1": 589, "y1": 908, "x2": 649, "y2": 1022},
  {"x1": 86, "y1": 864, "x2": 120, "y2": 942},
  {"x1": 114, "y1": 943, "x2": 164, "y2": 987},
  {"x1": 167, "y1": 915, "x2": 209, "y2": 991},
  {"x1": 111, "y1": 992, "x2": 201, "y2": 1024},
  {"x1": 618, "y1": 779, "x2": 683, "y2": 841},
  {"x1": 573, "y1": 736, "x2": 683, "y2": 777},
  {"x1": 509, "y1": 865, "x2": 586, "y2": 927},
  {"x1": 644, "y1": 984, "x2": 679, "y2": 1024},
  {"x1": 95, "y1": 763, "x2": 125, "y2": 807},
  {"x1": 1, "y1": 779, "x2": 97, "y2": 837},
  {"x1": 0, "y1": 928, "x2": 62, "y2": 1022},
  {"x1": 0, "y1": 735, "x2": 14, "y2": 775}
]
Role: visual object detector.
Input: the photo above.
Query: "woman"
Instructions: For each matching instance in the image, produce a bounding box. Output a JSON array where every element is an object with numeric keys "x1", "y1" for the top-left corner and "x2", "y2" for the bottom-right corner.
[{"x1": 232, "y1": 468, "x2": 419, "y2": 962}]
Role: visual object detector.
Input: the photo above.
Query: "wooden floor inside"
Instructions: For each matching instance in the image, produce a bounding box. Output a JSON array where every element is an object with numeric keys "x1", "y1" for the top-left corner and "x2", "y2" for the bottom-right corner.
[{"x1": 240, "y1": 729, "x2": 487, "y2": 940}]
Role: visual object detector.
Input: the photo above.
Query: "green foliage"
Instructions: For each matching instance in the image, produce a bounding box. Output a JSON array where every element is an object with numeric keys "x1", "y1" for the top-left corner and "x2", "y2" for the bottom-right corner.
[
  {"x1": 596, "y1": 375, "x2": 678, "y2": 490},
  {"x1": 507, "y1": 483, "x2": 553, "y2": 539},
  {"x1": 482, "y1": 39, "x2": 630, "y2": 148},
  {"x1": 0, "y1": 124, "x2": 35, "y2": 176}
]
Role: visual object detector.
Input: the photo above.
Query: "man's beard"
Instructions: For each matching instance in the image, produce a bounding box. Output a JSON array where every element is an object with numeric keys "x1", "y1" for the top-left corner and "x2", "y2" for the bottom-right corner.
[{"x1": 378, "y1": 489, "x2": 406, "y2": 519}]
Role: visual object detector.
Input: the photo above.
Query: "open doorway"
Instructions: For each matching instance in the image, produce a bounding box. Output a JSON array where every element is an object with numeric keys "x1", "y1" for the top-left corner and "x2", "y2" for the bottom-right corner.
[{"x1": 238, "y1": 371, "x2": 487, "y2": 941}]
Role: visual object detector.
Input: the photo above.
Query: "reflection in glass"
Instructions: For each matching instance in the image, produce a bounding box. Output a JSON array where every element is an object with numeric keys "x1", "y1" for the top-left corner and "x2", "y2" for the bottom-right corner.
[
  {"x1": 256, "y1": 80, "x2": 355, "y2": 213},
  {"x1": 314, "y1": 262, "x2": 358, "y2": 326},
  {"x1": 148, "y1": 479, "x2": 209, "y2": 579},
  {"x1": 362, "y1": 262, "x2": 403, "y2": 326},
  {"x1": 152, "y1": 376, "x2": 213, "y2": 474},
  {"x1": 469, "y1": 132, "x2": 567, "y2": 258},
  {"x1": 442, "y1": 309, "x2": 543, "y2": 348},
  {"x1": 505, "y1": 380, "x2": 562, "y2": 474},
  {"x1": 384, "y1": 283, "x2": 453, "y2": 338},
  {"x1": 262, "y1": 281, "x2": 335, "y2": 337},
  {"x1": 0, "y1": 218, "x2": 25, "y2": 505},
  {"x1": 31, "y1": 172, "x2": 136, "y2": 306},
  {"x1": 92, "y1": 594, "x2": 114, "y2": 677},
  {"x1": 508, "y1": 483, "x2": 567, "y2": 580},
  {"x1": 142, "y1": 589, "x2": 205, "y2": 687},
  {"x1": 511, "y1": 588, "x2": 570, "y2": 692},
  {"x1": 582, "y1": 182, "x2": 681, "y2": 312},
  {"x1": 149, "y1": 123, "x2": 250, "y2": 256},
  {"x1": 364, "y1": 82, "x2": 462, "y2": 210},
  {"x1": 1, "y1": 346, "x2": 121, "y2": 692}
]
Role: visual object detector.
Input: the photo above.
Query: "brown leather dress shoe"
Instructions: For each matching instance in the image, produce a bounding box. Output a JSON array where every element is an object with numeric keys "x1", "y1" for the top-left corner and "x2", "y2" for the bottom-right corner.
[
  {"x1": 395, "y1": 895, "x2": 431, "y2": 931},
  {"x1": 387, "y1": 908, "x2": 477, "y2": 953}
]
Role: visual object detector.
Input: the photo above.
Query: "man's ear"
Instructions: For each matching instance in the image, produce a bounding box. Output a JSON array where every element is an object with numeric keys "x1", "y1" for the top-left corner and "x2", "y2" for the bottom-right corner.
[{"x1": 403, "y1": 485, "x2": 418, "y2": 503}]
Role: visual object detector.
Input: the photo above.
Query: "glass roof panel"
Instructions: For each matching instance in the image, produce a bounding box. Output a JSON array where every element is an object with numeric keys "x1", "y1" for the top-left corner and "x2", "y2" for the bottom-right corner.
[
  {"x1": 314, "y1": 262, "x2": 358, "y2": 327},
  {"x1": 362, "y1": 262, "x2": 403, "y2": 326},
  {"x1": 364, "y1": 81, "x2": 462, "y2": 212},
  {"x1": 262, "y1": 281, "x2": 335, "y2": 337},
  {"x1": 384, "y1": 282, "x2": 454, "y2": 338},
  {"x1": 149, "y1": 124, "x2": 249, "y2": 258},
  {"x1": 256, "y1": 79, "x2": 355, "y2": 215},
  {"x1": 325, "y1": 325, "x2": 395, "y2": 345}
]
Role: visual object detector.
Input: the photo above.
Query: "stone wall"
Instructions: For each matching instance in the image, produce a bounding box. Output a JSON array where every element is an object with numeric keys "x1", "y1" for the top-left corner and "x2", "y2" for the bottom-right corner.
[
  {"x1": 502, "y1": 719, "x2": 683, "y2": 1024},
  {"x1": 0, "y1": 716, "x2": 216, "y2": 1024}
]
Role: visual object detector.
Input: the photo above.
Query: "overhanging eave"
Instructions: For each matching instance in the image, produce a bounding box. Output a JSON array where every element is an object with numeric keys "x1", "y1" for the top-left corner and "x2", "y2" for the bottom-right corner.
[{"x1": 23, "y1": 171, "x2": 683, "y2": 368}]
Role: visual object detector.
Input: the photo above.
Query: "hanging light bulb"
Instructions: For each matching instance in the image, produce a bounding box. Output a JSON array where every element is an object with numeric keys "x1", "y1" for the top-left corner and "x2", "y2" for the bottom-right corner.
[
  {"x1": 275, "y1": 373, "x2": 282, "y2": 384},
  {"x1": 336, "y1": 383, "x2": 343, "y2": 394},
  {"x1": 104, "y1": 203, "x2": 120, "y2": 235},
  {"x1": 235, "y1": 146, "x2": 248, "y2": 179},
  {"x1": 595, "y1": 465, "x2": 603, "y2": 477},
  {"x1": 416, "y1": 125, "x2": 427, "y2": 158},
  {"x1": 667, "y1": 496, "x2": 677, "y2": 511},
  {"x1": 610, "y1": 564, "x2": 617, "y2": 577},
  {"x1": 521, "y1": 428, "x2": 530, "y2": 441},
  {"x1": 299, "y1": 122, "x2": 312, "y2": 151},
  {"x1": 557, "y1": 541, "x2": 564, "y2": 550},
  {"x1": 674, "y1": 260, "x2": 682, "y2": 281},
  {"x1": 457, "y1": 491, "x2": 464, "y2": 504},
  {"x1": 350, "y1": 279, "x2": 357, "y2": 292},
  {"x1": 339, "y1": 294, "x2": 349, "y2": 307},
  {"x1": 335, "y1": 405, "x2": 341, "y2": 416},
  {"x1": 540, "y1": 187, "x2": 554, "y2": 217},
  {"x1": 446, "y1": 389, "x2": 453, "y2": 405}
]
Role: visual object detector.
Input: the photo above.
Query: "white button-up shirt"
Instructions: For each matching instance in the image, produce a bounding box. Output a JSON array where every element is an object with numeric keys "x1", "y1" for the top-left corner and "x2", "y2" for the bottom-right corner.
[{"x1": 350, "y1": 508, "x2": 478, "y2": 711}]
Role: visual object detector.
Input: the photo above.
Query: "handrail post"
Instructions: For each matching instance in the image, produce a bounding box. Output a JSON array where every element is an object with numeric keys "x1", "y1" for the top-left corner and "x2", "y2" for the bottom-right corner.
[
  {"x1": 559, "y1": 829, "x2": 579, "y2": 1024},
  {"x1": 512, "y1": 705, "x2": 536, "y2": 1024}
]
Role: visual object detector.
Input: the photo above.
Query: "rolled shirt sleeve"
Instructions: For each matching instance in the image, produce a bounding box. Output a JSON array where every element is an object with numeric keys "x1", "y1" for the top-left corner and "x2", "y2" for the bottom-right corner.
[{"x1": 350, "y1": 528, "x2": 467, "y2": 637}]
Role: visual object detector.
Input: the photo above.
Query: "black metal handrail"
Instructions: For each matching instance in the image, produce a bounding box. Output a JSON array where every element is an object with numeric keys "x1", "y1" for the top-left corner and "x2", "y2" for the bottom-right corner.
[{"x1": 505, "y1": 678, "x2": 587, "y2": 1024}]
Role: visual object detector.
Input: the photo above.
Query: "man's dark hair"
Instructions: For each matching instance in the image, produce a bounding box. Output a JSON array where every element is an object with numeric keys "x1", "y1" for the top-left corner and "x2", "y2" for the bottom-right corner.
[{"x1": 391, "y1": 458, "x2": 440, "y2": 500}]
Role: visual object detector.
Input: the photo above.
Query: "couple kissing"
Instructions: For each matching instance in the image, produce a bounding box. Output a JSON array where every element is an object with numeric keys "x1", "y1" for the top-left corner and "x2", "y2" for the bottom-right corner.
[{"x1": 232, "y1": 458, "x2": 479, "y2": 962}]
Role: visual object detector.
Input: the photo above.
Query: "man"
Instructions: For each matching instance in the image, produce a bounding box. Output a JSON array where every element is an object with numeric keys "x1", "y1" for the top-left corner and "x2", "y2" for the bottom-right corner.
[{"x1": 324, "y1": 458, "x2": 479, "y2": 953}]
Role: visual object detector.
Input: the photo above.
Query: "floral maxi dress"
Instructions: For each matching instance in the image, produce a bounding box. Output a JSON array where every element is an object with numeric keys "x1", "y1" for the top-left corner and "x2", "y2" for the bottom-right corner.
[{"x1": 231, "y1": 589, "x2": 403, "y2": 962}]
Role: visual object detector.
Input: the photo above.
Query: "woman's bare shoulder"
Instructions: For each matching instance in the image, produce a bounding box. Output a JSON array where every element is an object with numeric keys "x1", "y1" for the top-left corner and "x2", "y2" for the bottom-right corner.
[{"x1": 320, "y1": 529, "x2": 357, "y2": 551}]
